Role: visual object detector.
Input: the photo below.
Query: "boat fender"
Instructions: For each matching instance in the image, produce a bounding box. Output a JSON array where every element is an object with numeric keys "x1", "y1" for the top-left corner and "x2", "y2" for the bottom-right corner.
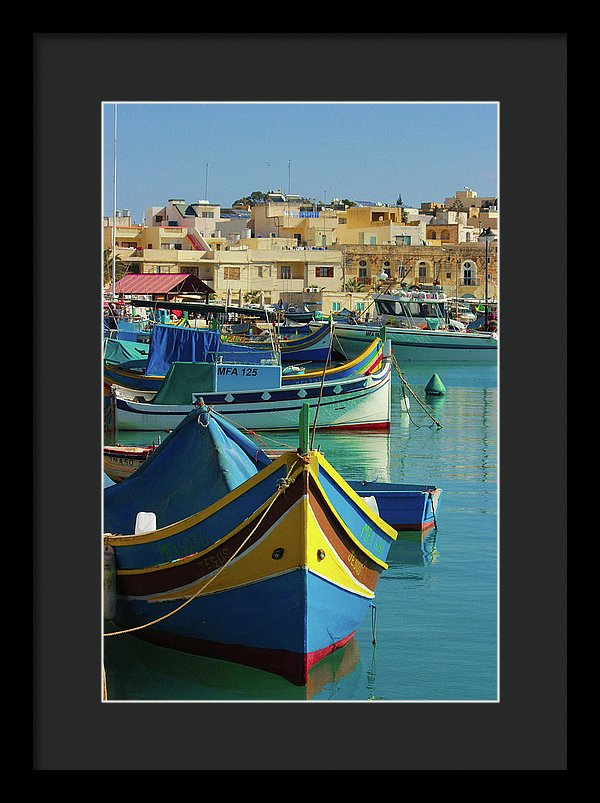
[
  {"x1": 362, "y1": 495, "x2": 380, "y2": 517},
  {"x1": 135, "y1": 511, "x2": 157, "y2": 534},
  {"x1": 103, "y1": 541, "x2": 116, "y2": 621}
]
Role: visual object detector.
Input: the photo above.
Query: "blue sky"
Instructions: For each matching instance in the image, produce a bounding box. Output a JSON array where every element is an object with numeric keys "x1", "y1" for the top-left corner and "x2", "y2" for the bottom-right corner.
[{"x1": 103, "y1": 102, "x2": 498, "y2": 224}]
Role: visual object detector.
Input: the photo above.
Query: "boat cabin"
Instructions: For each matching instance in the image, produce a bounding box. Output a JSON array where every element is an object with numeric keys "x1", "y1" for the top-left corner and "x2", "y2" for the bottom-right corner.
[{"x1": 370, "y1": 291, "x2": 459, "y2": 330}]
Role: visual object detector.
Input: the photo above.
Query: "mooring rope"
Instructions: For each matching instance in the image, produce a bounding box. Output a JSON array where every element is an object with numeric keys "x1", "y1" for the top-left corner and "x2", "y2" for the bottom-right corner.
[
  {"x1": 310, "y1": 323, "x2": 335, "y2": 450},
  {"x1": 370, "y1": 603, "x2": 377, "y2": 646},
  {"x1": 201, "y1": 404, "x2": 297, "y2": 452},
  {"x1": 428, "y1": 490, "x2": 438, "y2": 529},
  {"x1": 390, "y1": 353, "x2": 443, "y2": 429},
  {"x1": 103, "y1": 457, "x2": 302, "y2": 639}
]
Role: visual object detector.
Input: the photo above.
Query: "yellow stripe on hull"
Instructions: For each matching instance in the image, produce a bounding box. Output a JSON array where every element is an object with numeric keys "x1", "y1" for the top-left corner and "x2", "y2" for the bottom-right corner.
[
  {"x1": 123, "y1": 484, "x2": 375, "y2": 603},
  {"x1": 305, "y1": 499, "x2": 375, "y2": 598},
  {"x1": 143, "y1": 494, "x2": 310, "y2": 602}
]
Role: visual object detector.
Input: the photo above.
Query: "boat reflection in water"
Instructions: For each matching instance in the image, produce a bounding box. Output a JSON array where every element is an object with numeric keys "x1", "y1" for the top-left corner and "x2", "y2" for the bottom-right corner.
[
  {"x1": 298, "y1": 431, "x2": 392, "y2": 485},
  {"x1": 386, "y1": 528, "x2": 440, "y2": 568},
  {"x1": 103, "y1": 632, "x2": 362, "y2": 702}
]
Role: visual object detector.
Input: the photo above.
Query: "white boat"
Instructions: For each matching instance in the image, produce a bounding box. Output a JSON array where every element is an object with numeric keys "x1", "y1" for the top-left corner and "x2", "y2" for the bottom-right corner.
[
  {"x1": 114, "y1": 339, "x2": 403, "y2": 432},
  {"x1": 324, "y1": 290, "x2": 498, "y2": 363}
]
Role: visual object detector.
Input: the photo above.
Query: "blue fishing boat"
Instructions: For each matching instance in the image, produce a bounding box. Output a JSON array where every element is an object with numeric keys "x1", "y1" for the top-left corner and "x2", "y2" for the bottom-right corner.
[
  {"x1": 105, "y1": 328, "x2": 400, "y2": 433},
  {"x1": 103, "y1": 404, "x2": 398, "y2": 686},
  {"x1": 348, "y1": 480, "x2": 442, "y2": 533},
  {"x1": 225, "y1": 320, "x2": 343, "y2": 363},
  {"x1": 104, "y1": 326, "x2": 386, "y2": 398}
]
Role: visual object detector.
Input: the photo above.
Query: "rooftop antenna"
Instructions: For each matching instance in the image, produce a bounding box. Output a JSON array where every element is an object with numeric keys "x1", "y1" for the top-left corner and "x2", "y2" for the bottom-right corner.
[{"x1": 205, "y1": 163, "x2": 209, "y2": 201}]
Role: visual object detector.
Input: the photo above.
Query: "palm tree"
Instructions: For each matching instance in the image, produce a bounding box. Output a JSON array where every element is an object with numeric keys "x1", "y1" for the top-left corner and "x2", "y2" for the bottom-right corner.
[
  {"x1": 103, "y1": 249, "x2": 130, "y2": 289},
  {"x1": 244, "y1": 289, "x2": 262, "y2": 304},
  {"x1": 342, "y1": 278, "x2": 365, "y2": 292}
]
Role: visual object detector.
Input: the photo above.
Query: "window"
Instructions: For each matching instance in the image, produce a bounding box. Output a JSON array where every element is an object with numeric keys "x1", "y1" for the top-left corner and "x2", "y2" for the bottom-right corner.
[
  {"x1": 418, "y1": 263, "x2": 427, "y2": 279},
  {"x1": 370, "y1": 236, "x2": 377, "y2": 245},
  {"x1": 359, "y1": 266, "x2": 368, "y2": 280},
  {"x1": 356, "y1": 302, "x2": 365, "y2": 312},
  {"x1": 446, "y1": 272, "x2": 452, "y2": 279},
  {"x1": 223, "y1": 267, "x2": 240, "y2": 280},
  {"x1": 280, "y1": 266, "x2": 291, "y2": 279},
  {"x1": 201, "y1": 211, "x2": 214, "y2": 218},
  {"x1": 359, "y1": 260, "x2": 367, "y2": 266},
  {"x1": 383, "y1": 261, "x2": 390, "y2": 267},
  {"x1": 332, "y1": 302, "x2": 341, "y2": 312},
  {"x1": 316, "y1": 266, "x2": 333, "y2": 278}
]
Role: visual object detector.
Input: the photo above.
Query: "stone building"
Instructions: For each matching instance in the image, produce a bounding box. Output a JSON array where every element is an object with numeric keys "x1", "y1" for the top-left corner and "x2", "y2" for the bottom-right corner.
[{"x1": 337, "y1": 242, "x2": 498, "y2": 300}]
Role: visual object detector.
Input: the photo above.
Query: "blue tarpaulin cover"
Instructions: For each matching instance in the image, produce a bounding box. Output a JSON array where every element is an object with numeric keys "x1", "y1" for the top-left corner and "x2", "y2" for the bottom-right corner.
[
  {"x1": 103, "y1": 406, "x2": 271, "y2": 535},
  {"x1": 145, "y1": 325, "x2": 270, "y2": 376}
]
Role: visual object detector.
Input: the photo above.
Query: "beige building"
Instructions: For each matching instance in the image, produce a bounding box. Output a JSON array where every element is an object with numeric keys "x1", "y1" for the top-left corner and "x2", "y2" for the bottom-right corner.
[
  {"x1": 104, "y1": 192, "x2": 497, "y2": 304},
  {"x1": 338, "y1": 243, "x2": 498, "y2": 301}
]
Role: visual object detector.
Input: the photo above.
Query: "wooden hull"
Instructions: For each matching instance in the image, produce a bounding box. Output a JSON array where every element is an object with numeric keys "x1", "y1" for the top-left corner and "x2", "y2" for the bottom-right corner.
[
  {"x1": 227, "y1": 321, "x2": 341, "y2": 363},
  {"x1": 104, "y1": 450, "x2": 397, "y2": 685},
  {"x1": 103, "y1": 445, "x2": 157, "y2": 482},
  {"x1": 104, "y1": 336, "x2": 386, "y2": 399},
  {"x1": 114, "y1": 363, "x2": 394, "y2": 432},
  {"x1": 350, "y1": 482, "x2": 442, "y2": 532},
  {"x1": 322, "y1": 323, "x2": 498, "y2": 362}
]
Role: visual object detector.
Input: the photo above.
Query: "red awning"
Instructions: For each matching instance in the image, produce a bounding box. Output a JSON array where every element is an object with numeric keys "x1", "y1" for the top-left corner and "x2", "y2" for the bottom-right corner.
[{"x1": 113, "y1": 274, "x2": 213, "y2": 295}]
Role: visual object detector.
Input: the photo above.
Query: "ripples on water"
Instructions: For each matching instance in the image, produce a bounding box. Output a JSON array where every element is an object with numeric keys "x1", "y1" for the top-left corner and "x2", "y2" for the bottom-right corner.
[{"x1": 103, "y1": 362, "x2": 498, "y2": 702}]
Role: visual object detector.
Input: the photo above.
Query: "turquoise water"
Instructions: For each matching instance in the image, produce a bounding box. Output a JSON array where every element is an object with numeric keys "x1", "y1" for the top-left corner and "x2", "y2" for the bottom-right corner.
[{"x1": 103, "y1": 362, "x2": 498, "y2": 702}]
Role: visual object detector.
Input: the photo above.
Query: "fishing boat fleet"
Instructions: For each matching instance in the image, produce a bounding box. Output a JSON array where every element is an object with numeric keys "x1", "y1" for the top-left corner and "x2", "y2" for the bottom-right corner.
[{"x1": 103, "y1": 290, "x2": 495, "y2": 689}]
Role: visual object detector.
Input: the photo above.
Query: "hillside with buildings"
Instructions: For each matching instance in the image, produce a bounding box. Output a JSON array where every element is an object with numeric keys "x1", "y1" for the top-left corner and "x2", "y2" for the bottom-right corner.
[{"x1": 103, "y1": 188, "x2": 498, "y2": 314}]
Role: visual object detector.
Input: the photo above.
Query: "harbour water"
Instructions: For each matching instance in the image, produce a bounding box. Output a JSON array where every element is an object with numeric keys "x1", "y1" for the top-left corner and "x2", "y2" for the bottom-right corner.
[{"x1": 103, "y1": 361, "x2": 498, "y2": 702}]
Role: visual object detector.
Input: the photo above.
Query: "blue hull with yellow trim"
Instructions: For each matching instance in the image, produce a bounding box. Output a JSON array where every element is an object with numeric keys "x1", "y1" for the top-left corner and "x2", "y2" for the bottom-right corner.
[
  {"x1": 104, "y1": 406, "x2": 397, "y2": 685},
  {"x1": 104, "y1": 334, "x2": 385, "y2": 398}
]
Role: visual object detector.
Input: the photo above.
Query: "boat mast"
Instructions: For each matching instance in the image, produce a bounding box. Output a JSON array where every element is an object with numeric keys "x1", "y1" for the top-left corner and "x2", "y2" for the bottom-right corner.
[{"x1": 112, "y1": 103, "x2": 117, "y2": 299}]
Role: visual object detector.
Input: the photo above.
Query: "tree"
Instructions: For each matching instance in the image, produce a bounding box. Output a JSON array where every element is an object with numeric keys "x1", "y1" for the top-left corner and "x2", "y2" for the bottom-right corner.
[
  {"x1": 396, "y1": 193, "x2": 404, "y2": 206},
  {"x1": 103, "y1": 249, "x2": 130, "y2": 288},
  {"x1": 244, "y1": 289, "x2": 262, "y2": 303},
  {"x1": 342, "y1": 278, "x2": 365, "y2": 292},
  {"x1": 232, "y1": 191, "x2": 270, "y2": 207}
]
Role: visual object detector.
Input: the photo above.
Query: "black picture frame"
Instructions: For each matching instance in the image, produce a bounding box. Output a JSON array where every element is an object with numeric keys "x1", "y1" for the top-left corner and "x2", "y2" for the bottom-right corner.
[{"x1": 34, "y1": 32, "x2": 567, "y2": 770}]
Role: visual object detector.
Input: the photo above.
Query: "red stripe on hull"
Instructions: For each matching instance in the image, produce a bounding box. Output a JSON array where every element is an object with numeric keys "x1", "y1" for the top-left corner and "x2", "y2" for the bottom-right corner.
[
  {"x1": 305, "y1": 631, "x2": 356, "y2": 676},
  {"x1": 392, "y1": 520, "x2": 436, "y2": 532},
  {"x1": 132, "y1": 627, "x2": 357, "y2": 686},
  {"x1": 320, "y1": 421, "x2": 390, "y2": 432}
]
